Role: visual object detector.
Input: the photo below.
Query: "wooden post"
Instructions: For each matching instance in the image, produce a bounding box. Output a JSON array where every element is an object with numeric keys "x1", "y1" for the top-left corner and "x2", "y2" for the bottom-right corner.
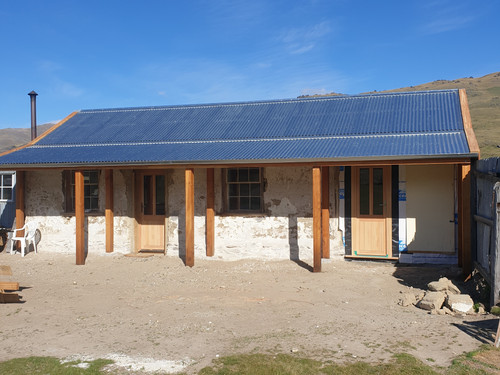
[
  {"x1": 206, "y1": 168, "x2": 215, "y2": 257},
  {"x1": 185, "y1": 168, "x2": 195, "y2": 267},
  {"x1": 15, "y1": 171, "x2": 25, "y2": 249},
  {"x1": 313, "y1": 166, "x2": 322, "y2": 272},
  {"x1": 459, "y1": 165, "x2": 472, "y2": 276},
  {"x1": 105, "y1": 169, "x2": 114, "y2": 253},
  {"x1": 75, "y1": 170, "x2": 85, "y2": 265},
  {"x1": 321, "y1": 167, "x2": 330, "y2": 258}
]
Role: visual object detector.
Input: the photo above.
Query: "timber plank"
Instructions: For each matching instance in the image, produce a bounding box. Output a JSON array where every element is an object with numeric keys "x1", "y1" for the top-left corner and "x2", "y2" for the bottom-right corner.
[
  {"x1": 0, "y1": 281, "x2": 19, "y2": 291},
  {"x1": 0, "y1": 292, "x2": 20, "y2": 303}
]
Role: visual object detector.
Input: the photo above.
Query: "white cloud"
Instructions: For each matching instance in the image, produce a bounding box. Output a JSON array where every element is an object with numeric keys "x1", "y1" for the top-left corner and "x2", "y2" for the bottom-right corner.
[
  {"x1": 278, "y1": 21, "x2": 332, "y2": 55},
  {"x1": 419, "y1": 1, "x2": 476, "y2": 34}
]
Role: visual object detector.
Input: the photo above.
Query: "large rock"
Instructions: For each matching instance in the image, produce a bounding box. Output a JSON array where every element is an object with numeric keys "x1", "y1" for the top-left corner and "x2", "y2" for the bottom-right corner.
[
  {"x1": 417, "y1": 291, "x2": 446, "y2": 311},
  {"x1": 427, "y1": 277, "x2": 461, "y2": 294},
  {"x1": 445, "y1": 294, "x2": 474, "y2": 314},
  {"x1": 398, "y1": 292, "x2": 416, "y2": 307}
]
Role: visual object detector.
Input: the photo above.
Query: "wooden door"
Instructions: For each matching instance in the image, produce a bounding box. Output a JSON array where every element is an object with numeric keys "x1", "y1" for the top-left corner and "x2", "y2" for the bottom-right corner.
[
  {"x1": 136, "y1": 171, "x2": 166, "y2": 251},
  {"x1": 352, "y1": 166, "x2": 392, "y2": 258}
]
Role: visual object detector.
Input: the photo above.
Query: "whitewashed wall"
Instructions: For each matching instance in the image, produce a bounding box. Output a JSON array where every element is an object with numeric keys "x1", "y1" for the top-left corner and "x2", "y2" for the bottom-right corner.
[
  {"x1": 25, "y1": 170, "x2": 135, "y2": 255},
  {"x1": 165, "y1": 167, "x2": 344, "y2": 261},
  {"x1": 24, "y1": 167, "x2": 343, "y2": 260}
]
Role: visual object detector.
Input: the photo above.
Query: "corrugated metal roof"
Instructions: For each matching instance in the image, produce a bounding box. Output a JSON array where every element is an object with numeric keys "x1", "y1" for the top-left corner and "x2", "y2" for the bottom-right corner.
[{"x1": 0, "y1": 89, "x2": 475, "y2": 167}]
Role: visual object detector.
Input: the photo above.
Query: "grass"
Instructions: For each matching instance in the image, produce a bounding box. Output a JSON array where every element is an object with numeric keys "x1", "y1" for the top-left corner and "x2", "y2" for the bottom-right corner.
[
  {"x1": 0, "y1": 356, "x2": 113, "y2": 375},
  {"x1": 0, "y1": 346, "x2": 499, "y2": 374}
]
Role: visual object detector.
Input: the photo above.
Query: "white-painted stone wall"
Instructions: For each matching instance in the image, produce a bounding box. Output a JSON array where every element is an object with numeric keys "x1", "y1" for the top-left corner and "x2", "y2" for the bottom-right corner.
[
  {"x1": 24, "y1": 167, "x2": 343, "y2": 260},
  {"x1": 25, "y1": 170, "x2": 135, "y2": 255},
  {"x1": 165, "y1": 167, "x2": 343, "y2": 260}
]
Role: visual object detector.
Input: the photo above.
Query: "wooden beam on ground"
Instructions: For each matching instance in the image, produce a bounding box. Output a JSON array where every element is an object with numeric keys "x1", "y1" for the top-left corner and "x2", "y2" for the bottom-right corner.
[
  {"x1": 75, "y1": 170, "x2": 85, "y2": 265},
  {"x1": 206, "y1": 168, "x2": 215, "y2": 257},
  {"x1": 15, "y1": 171, "x2": 25, "y2": 246},
  {"x1": 459, "y1": 165, "x2": 472, "y2": 276},
  {"x1": 0, "y1": 281, "x2": 19, "y2": 291},
  {"x1": 185, "y1": 168, "x2": 195, "y2": 267},
  {"x1": 312, "y1": 166, "x2": 322, "y2": 272},
  {"x1": 321, "y1": 167, "x2": 330, "y2": 259},
  {"x1": 105, "y1": 169, "x2": 114, "y2": 253},
  {"x1": 0, "y1": 292, "x2": 20, "y2": 303}
]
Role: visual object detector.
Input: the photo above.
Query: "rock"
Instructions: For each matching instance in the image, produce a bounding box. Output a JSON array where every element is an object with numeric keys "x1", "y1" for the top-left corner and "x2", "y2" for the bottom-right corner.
[
  {"x1": 417, "y1": 291, "x2": 446, "y2": 311},
  {"x1": 427, "y1": 277, "x2": 460, "y2": 294},
  {"x1": 398, "y1": 293, "x2": 416, "y2": 307},
  {"x1": 445, "y1": 294, "x2": 474, "y2": 314},
  {"x1": 441, "y1": 306, "x2": 455, "y2": 316}
]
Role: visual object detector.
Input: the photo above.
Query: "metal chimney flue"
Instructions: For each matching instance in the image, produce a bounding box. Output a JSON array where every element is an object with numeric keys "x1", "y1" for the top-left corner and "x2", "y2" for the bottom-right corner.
[{"x1": 28, "y1": 90, "x2": 38, "y2": 140}]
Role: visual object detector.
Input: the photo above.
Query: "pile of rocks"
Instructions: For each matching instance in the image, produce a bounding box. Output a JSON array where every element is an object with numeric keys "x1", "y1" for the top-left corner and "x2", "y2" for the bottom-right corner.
[{"x1": 399, "y1": 277, "x2": 476, "y2": 316}]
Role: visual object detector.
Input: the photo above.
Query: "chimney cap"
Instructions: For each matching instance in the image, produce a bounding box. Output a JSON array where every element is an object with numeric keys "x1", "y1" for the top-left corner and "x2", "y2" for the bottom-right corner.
[{"x1": 28, "y1": 90, "x2": 38, "y2": 96}]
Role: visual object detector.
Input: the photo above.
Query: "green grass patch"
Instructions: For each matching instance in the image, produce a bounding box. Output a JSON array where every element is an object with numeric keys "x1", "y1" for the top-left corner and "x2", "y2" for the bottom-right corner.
[{"x1": 0, "y1": 356, "x2": 113, "y2": 375}]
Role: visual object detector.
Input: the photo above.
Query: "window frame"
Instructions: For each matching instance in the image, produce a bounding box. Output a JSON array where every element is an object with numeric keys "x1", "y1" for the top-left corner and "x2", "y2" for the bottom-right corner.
[
  {"x1": 63, "y1": 170, "x2": 101, "y2": 214},
  {"x1": 0, "y1": 172, "x2": 14, "y2": 202},
  {"x1": 222, "y1": 167, "x2": 264, "y2": 214}
]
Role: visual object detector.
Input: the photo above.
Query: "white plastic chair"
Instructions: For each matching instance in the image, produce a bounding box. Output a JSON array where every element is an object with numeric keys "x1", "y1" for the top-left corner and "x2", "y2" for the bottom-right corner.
[{"x1": 9, "y1": 222, "x2": 38, "y2": 257}]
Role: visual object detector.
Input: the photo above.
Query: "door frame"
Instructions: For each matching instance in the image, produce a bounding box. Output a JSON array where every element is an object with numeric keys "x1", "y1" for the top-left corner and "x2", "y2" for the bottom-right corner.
[
  {"x1": 134, "y1": 170, "x2": 167, "y2": 253},
  {"x1": 351, "y1": 166, "x2": 393, "y2": 258}
]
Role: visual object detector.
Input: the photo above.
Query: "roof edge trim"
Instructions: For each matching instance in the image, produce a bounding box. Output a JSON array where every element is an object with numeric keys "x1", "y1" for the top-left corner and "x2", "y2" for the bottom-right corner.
[
  {"x1": 459, "y1": 89, "x2": 481, "y2": 158},
  {"x1": 0, "y1": 111, "x2": 80, "y2": 158}
]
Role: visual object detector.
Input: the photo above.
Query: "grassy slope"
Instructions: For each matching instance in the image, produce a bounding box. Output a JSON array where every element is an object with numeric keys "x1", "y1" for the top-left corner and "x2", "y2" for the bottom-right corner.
[{"x1": 373, "y1": 72, "x2": 500, "y2": 159}]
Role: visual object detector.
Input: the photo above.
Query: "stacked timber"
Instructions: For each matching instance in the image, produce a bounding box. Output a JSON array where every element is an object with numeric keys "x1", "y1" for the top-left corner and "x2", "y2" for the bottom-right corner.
[{"x1": 0, "y1": 265, "x2": 21, "y2": 303}]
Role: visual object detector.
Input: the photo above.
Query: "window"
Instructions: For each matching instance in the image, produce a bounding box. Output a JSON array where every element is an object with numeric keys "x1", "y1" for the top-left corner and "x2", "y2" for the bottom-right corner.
[
  {"x1": 0, "y1": 173, "x2": 14, "y2": 201},
  {"x1": 63, "y1": 170, "x2": 100, "y2": 213},
  {"x1": 225, "y1": 167, "x2": 263, "y2": 212}
]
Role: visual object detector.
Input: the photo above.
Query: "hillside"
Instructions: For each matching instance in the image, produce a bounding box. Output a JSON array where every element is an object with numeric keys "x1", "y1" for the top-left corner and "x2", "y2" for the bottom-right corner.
[{"x1": 0, "y1": 123, "x2": 53, "y2": 154}]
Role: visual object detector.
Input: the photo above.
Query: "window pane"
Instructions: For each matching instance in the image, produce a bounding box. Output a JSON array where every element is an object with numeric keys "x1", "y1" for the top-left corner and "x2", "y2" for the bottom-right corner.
[
  {"x1": 84, "y1": 185, "x2": 90, "y2": 197},
  {"x1": 143, "y1": 175, "x2": 153, "y2": 215},
  {"x1": 240, "y1": 183, "x2": 249, "y2": 196},
  {"x1": 155, "y1": 175, "x2": 165, "y2": 215},
  {"x1": 229, "y1": 197, "x2": 238, "y2": 210},
  {"x1": 249, "y1": 168, "x2": 260, "y2": 182},
  {"x1": 3, "y1": 188, "x2": 12, "y2": 200},
  {"x1": 238, "y1": 168, "x2": 249, "y2": 182},
  {"x1": 3, "y1": 175, "x2": 12, "y2": 186},
  {"x1": 228, "y1": 169, "x2": 238, "y2": 182},
  {"x1": 90, "y1": 197, "x2": 98, "y2": 210},
  {"x1": 88, "y1": 171, "x2": 99, "y2": 184},
  {"x1": 229, "y1": 183, "x2": 238, "y2": 197},
  {"x1": 240, "y1": 197, "x2": 249, "y2": 209},
  {"x1": 372, "y1": 168, "x2": 384, "y2": 216},
  {"x1": 250, "y1": 183, "x2": 260, "y2": 196},
  {"x1": 359, "y1": 168, "x2": 370, "y2": 215},
  {"x1": 84, "y1": 197, "x2": 90, "y2": 210},
  {"x1": 251, "y1": 197, "x2": 260, "y2": 210}
]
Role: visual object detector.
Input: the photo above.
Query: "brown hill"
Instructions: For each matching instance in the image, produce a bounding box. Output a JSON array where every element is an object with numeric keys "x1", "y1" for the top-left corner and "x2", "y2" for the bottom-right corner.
[{"x1": 0, "y1": 123, "x2": 54, "y2": 154}]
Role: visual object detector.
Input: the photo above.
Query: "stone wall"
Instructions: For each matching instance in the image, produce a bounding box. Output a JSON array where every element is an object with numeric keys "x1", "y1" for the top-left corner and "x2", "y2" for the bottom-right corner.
[{"x1": 24, "y1": 167, "x2": 343, "y2": 260}]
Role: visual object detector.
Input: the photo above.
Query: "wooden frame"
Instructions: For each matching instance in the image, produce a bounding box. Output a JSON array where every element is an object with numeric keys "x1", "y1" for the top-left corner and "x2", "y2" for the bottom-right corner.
[
  {"x1": 105, "y1": 169, "x2": 114, "y2": 253},
  {"x1": 351, "y1": 166, "x2": 392, "y2": 258},
  {"x1": 206, "y1": 168, "x2": 215, "y2": 257},
  {"x1": 312, "y1": 166, "x2": 322, "y2": 272},
  {"x1": 185, "y1": 168, "x2": 195, "y2": 267},
  {"x1": 458, "y1": 164, "x2": 472, "y2": 275},
  {"x1": 321, "y1": 167, "x2": 330, "y2": 259},
  {"x1": 75, "y1": 170, "x2": 85, "y2": 265}
]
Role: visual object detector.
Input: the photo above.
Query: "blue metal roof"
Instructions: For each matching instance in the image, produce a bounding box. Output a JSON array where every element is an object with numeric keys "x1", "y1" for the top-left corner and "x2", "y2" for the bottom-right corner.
[{"x1": 0, "y1": 89, "x2": 476, "y2": 168}]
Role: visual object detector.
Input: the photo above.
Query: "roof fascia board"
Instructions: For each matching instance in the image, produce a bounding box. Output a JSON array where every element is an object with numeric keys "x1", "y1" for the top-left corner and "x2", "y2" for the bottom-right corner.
[
  {"x1": 0, "y1": 111, "x2": 79, "y2": 158},
  {"x1": 0, "y1": 156, "x2": 474, "y2": 171},
  {"x1": 459, "y1": 89, "x2": 481, "y2": 158}
]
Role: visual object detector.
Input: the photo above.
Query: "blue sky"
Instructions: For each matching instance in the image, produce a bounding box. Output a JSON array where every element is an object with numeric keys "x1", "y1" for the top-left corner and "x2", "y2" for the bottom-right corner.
[{"x1": 0, "y1": 0, "x2": 498, "y2": 128}]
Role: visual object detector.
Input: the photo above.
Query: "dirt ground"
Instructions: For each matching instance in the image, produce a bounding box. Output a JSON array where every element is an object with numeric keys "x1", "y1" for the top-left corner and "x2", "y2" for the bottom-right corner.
[{"x1": 0, "y1": 250, "x2": 498, "y2": 374}]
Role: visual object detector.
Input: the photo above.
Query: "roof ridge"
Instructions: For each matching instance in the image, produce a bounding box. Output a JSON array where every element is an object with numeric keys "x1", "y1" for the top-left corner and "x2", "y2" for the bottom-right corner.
[{"x1": 80, "y1": 89, "x2": 460, "y2": 114}]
